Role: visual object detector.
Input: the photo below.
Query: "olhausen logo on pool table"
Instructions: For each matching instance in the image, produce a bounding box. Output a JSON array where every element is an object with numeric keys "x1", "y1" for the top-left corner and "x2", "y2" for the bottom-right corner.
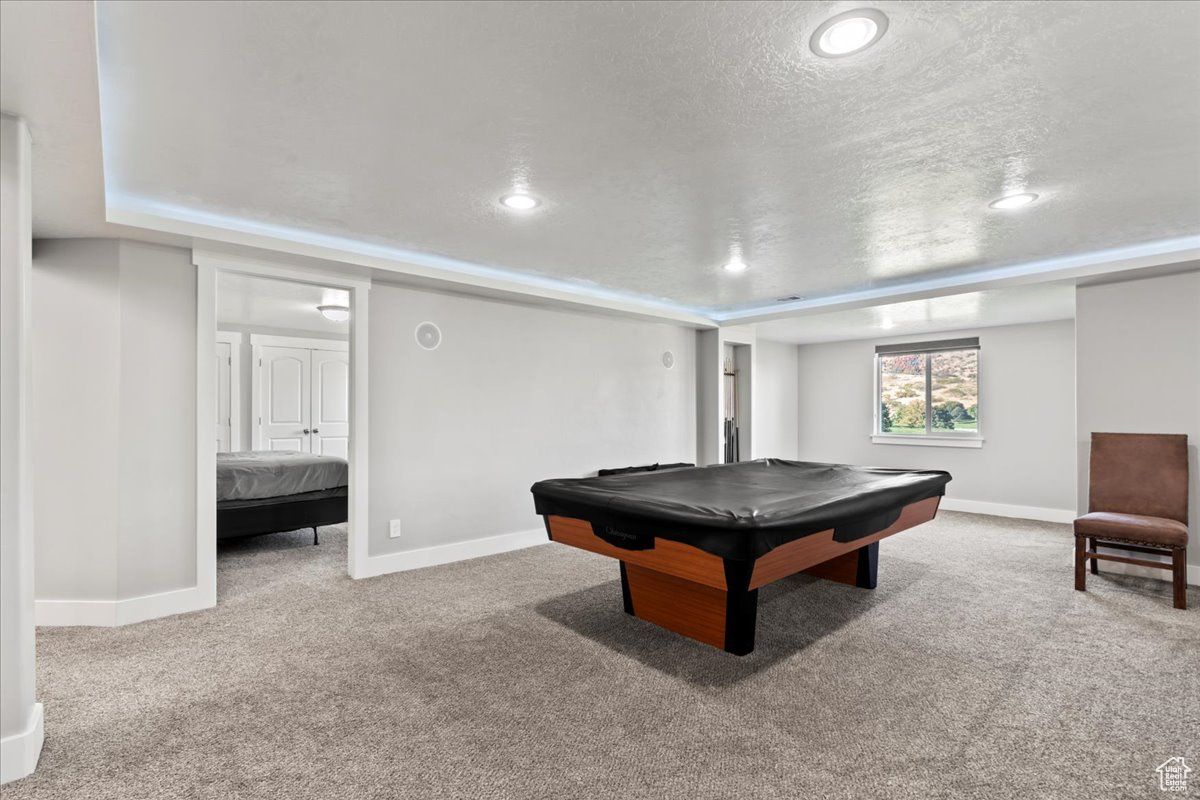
[{"x1": 604, "y1": 526, "x2": 638, "y2": 541}]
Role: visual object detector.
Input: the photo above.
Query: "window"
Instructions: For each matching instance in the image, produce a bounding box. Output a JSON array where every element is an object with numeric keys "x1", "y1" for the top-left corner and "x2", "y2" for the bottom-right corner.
[{"x1": 874, "y1": 338, "x2": 980, "y2": 446}]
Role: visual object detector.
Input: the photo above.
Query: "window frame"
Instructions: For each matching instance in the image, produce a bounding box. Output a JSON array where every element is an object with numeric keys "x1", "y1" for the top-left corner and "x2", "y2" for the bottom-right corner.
[{"x1": 872, "y1": 339, "x2": 983, "y2": 448}]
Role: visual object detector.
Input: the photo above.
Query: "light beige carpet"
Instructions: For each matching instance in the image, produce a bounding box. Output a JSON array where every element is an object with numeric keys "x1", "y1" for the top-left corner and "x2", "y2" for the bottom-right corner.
[{"x1": 6, "y1": 512, "x2": 1197, "y2": 799}]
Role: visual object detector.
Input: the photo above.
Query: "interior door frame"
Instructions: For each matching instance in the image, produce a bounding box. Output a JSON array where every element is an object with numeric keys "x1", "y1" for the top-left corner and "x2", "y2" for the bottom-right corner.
[
  {"x1": 215, "y1": 330, "x2": 243, "y2": 451},
  {"x1": 249, "y1": 334, "x2": 348, "y2": 451},
  {"x1": 195, "y1": 248, "x2": 371, "y2": 592}
]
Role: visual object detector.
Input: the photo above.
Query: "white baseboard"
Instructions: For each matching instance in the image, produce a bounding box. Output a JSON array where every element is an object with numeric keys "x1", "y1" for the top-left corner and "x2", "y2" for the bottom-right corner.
[
  {"x1": 115, "y1": 585, "x2": 211, "y2": 625},
  {"x1": 0, "y1": 702, "x2": 43, "y2": 784},
  {"x1": 940, "y1": 498, "x2": 1076, "y2": 524},
  {"x1": 356, "y1": 527, "x2": 548, "y2": 579},
  {"x1": 1081, "y1": 546, "x2": 1200, "y2": 588},
  {"x1": 35, "y1": 585, "x2": 212, "y2": 627},
  {"x1": 941, "y1": 501, "x2": 1198, "y2": 588},
  {"x1": 34, "y1": 598, "x2": 118, "y2": 627}
]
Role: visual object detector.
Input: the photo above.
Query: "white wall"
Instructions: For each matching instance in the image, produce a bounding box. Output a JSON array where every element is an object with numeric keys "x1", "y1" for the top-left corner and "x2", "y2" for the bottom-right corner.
[
  {"x1": 795, "y1": 320, "x2": 1077, "y2": 516},
  {"x1": 215, "y1": 323, "x2": 347, "y2": 451},
  {"x1": 369, "y1": 284, "x2": 696, "y2": 557},
  {"x1": 695, "y1": 330, "x2": 720, "y2": 465},
  {"x1": 31, "y1": 239, "x2": 198, "y2": 615},
  {"x1": 1077, "y1": 271, "x2": 1200, "y2": 569},
  {"x1": 755, "y1": 340, "x2": 799, "y2": 461},
  {"x1": 31, "y1": 239, "x2": 121, "y2": 600},
  {"x1": 116, "y1": 241, "x2": 197, "y2": 598},
  {"x1": 1, "y1": 113, "x2": 42, "y2": 783}
]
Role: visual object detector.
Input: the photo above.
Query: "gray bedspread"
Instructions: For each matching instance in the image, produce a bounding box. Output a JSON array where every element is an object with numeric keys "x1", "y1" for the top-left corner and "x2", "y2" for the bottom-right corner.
[{"x1": 217, "y1": 451, "x2": 349, "y2": 501}]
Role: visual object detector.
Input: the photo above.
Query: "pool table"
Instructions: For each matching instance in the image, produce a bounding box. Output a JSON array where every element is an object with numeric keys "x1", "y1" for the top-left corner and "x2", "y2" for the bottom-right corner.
[{"x1": 531, "y1": 459, "x2": 951, "y2": 655}]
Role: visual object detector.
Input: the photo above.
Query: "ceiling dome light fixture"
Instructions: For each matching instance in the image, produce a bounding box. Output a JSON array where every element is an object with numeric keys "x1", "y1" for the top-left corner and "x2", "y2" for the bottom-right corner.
[
  {"x1": 810, "y1": 9, "x2": 889, "y2": 58},
  {"x1": 318, "y1": 304, "x2": 350, "y2": 322},
  {"x1": 988, "y1": 192, "x2": 1039, "y2": 210},
  {"x1": 723, "y1": 258, "x2": 750, "y2": 273},
  {"x1": 499, "y1": 192, "x2": 541, "y2": 211}
]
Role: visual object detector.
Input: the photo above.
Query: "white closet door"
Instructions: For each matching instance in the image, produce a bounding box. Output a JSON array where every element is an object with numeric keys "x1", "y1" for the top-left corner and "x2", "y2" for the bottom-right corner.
[
  {"x1": 215, "y1": 341, "x2": 232, "y2": 452},
  {"x1": 259, "y1": 346, "x2": 311, "y2": 451},
  {"x1": 311, "y1": 349, "x2": 350, "y2": 459}
]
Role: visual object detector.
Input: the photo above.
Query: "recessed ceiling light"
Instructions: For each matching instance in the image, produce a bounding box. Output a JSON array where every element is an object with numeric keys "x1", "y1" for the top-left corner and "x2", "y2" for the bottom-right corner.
[
  {"x1": 318, "y1": 305, "x2": 350, "y2": 322},
  {"x1": 989, "y1": 192, "x2": 1039, "y2": 210},
  {"x1": 811, "y1": 9, "x2": 889, "y2": 58},
  {"x1": 499, "y1": 192, "x2": 541, "y2": 211},
  {"x1": 723, "y1": 258, "x2": 750, "y2": 273},
  {"x1": 880, "y1": 319, "x2": 895, "y2": 329}
]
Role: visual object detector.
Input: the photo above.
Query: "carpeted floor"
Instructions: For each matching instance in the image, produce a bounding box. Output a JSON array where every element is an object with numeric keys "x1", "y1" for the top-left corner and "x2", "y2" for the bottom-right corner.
[{"x1": 6, "y1": 513, "x2": 1197, "y2": 799}]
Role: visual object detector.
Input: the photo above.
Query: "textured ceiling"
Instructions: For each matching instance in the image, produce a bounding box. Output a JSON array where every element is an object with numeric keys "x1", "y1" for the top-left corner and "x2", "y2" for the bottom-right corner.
[
  {"x1": 0, "y1": 0, "x2": 188, "y2": 246},
  {"x1": 93, "y1": 0, "x2": 1200, "y2": 312},
  {"x1": 754, "y1": 282, "x2": 1075, "y2": 344},
  {"x1": 0, "y1": 0, "x2": 103, "y2": 237}
]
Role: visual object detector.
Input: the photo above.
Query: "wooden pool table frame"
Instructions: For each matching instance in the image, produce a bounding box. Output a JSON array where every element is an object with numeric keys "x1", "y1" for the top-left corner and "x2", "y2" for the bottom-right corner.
[{"x1": 545, "y1": 495, "x2": 941, "y2": 655}]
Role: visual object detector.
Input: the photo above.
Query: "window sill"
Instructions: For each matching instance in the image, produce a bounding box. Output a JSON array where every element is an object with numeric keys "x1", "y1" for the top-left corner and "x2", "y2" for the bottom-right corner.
[{"x1": 871, "y1": 434, "x2": 983, "y2": 449}]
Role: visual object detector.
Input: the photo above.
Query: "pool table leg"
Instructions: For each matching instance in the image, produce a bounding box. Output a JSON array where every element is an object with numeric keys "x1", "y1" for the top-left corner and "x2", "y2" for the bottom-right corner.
[
  {"x1": 618, "y1": 559, "x2": 760, "y2": 656},
  {"x1": 802, "y1": 542, "x2": 879, "y2": 590},
  {"x1": 722, "y1": 560, "x2": 758, "y2": 656},
  {"x1": 619, "y1": 562, "x2": 635, "y2": 615},
  {"x1": 854, "y1": 542, "x2": 878, "y2": 589}
]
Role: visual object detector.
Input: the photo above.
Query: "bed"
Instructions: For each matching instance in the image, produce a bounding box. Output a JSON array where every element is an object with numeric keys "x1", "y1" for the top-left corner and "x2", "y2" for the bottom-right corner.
[{"x1": 217, "y1": 451, "x2": 348, "y2": 545}]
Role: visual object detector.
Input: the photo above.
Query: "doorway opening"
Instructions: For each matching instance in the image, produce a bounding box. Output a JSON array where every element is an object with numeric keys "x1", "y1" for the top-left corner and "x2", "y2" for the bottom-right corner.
[
  {"x1": 723, "y1": 343, "x2": 752, "y2": 463},
  {"x1": 196, "y1": 251, "x2": 370, "y2": 602}
]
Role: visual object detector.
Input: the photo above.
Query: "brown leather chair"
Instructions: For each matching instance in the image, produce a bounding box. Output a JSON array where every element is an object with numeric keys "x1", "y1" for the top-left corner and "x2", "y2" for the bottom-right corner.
[{"x1": 1075, "y1": 432, "x2": 1189, "y2": 609}]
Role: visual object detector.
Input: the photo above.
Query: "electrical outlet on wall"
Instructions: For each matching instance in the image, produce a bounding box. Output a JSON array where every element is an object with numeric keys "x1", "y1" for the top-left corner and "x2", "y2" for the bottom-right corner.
[{"x1": 389, "y1": 519, "x2": 402, "y2": 538}]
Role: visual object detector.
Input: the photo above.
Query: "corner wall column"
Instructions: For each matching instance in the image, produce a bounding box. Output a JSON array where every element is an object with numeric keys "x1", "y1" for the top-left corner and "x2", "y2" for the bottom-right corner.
[{"x1": 1, "y1": 113, "x2": 44, "y2": 784}]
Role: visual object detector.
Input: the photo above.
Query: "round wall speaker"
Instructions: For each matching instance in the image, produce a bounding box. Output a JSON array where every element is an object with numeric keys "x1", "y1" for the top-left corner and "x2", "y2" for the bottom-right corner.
[
  {"x1": 662, "y1": 351, "x2": 675, "y2": 369},
  {"x1": 415, "y1": 322, "x2": 442, "y2": 350}
]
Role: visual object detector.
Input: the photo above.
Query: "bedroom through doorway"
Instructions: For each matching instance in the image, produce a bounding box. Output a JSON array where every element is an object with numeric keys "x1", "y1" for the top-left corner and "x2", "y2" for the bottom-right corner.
[{"x1": 208, "y1": 266, "x2": 360, "y2": 588}]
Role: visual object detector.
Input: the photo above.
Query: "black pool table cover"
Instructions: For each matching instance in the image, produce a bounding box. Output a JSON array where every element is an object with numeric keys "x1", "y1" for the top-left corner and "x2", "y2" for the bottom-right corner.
[{"x1": 531, "y1": 459, "x2": 951, "y2": 561}]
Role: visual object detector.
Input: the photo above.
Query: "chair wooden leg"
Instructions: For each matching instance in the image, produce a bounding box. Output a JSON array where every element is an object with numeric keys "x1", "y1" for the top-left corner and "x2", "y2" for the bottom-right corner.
[
  {"x1": 1074, "y1": 535, "x2": 1086, "y2": 592},
  {"x1": 1173, "y1": 549, "x2": 1187, "y2": 610},
  {"x1": 1088, "y1": 537, "x2": 1099, "y2": 574}
]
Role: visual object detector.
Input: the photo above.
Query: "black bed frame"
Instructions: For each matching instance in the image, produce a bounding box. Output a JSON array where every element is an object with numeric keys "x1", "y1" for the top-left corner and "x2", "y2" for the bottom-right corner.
[{"x1": 217, "y1": 494, "x2": 347, "y2": 546}]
